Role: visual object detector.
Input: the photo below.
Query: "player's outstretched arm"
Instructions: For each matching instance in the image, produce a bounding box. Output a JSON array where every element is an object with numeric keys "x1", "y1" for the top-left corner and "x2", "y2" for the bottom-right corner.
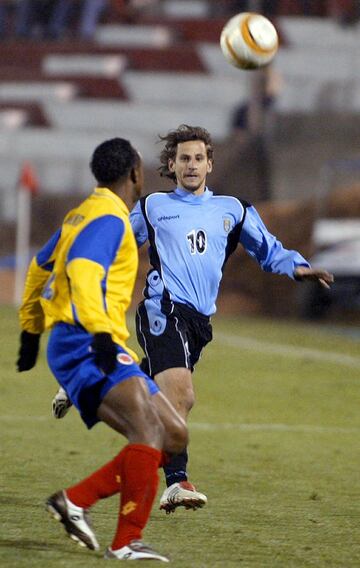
[{"x1": 294, "y1": 266, "x2": 334, "y2": 289}]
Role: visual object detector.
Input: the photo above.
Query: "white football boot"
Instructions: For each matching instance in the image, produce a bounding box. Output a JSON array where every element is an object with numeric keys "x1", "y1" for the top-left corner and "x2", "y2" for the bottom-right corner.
[
  {"x1": 104, "y1": 540, "x2": 169, "y2": 562},
  {"x1": 46, "y1": 490, "x2": 99, "y2": 551},
  {"x1": 159, "y1": 481, "x2": 207, "y2": 514},
  {"x1": 52, "y1": 387, "x2": 72, "y2": 419}
]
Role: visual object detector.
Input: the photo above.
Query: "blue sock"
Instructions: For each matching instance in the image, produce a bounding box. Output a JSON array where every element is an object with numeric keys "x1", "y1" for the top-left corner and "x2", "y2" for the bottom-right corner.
[{"x1": 164, "y1": 448, "x2": 188, "y2": 487}]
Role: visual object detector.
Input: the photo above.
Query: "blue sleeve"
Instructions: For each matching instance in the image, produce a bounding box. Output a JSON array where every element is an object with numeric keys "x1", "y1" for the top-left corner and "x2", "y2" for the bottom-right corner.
[
  {"x1": 67, "y1": 215, "x2": 124, "y2": 271},
  {"x1": 239, "y1": 206, "x2": 310, "y2": 279},
  {"x1": 130, "y1": 200, "x2": 148, "y2": 247},
  {"x1": 36, "y1": 228, "x2": 61, "y2": 271}
]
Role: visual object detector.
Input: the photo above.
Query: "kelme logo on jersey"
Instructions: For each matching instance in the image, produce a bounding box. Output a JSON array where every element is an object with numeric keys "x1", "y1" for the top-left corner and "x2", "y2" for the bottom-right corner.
[
  {"x1": 117, "y1": 353, "x2": 134, "y2": 365},
  {"x1": 223, "y1": 217, "x2": 232, "y2": 232}
]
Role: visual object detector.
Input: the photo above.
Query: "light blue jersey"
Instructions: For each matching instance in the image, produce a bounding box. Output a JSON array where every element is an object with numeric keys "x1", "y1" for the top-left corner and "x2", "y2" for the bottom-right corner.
[{"x1": 130, "y1": 187, "x2": 309, "y2": 317}]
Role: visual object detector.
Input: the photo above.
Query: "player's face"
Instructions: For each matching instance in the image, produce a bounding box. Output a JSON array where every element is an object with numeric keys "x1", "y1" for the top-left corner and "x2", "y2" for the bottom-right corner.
[{"x1": 168, "y1": 140, "x2": 213, "y2": 195}]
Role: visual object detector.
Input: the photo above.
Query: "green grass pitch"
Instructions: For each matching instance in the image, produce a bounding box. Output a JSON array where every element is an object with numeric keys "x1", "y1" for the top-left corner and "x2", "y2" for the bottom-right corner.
[{"x1": 1, "y1": 304, "x2": 360, "y2": 567}]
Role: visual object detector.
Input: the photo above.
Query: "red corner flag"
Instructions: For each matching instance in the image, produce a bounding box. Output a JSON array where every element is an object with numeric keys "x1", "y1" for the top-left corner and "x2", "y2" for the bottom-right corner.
[{"x1": 18, "y1": 161, "x2": 39, "y2": 195}]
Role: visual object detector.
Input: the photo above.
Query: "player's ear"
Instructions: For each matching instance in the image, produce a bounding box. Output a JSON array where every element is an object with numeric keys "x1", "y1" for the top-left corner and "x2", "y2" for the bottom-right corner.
[
  {"x1": 130, "y1": 168, "x2": 137, "y2": 183},
  {"x1": 207, "y1": 160, "x2": 213, "y2": 174},
  {"x1": 168, "y1": 159, "x2": 175, "y2": 173}
]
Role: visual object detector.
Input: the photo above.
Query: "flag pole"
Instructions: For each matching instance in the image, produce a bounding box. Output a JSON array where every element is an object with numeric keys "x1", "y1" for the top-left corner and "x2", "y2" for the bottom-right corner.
[
  {"x1": 14, "y1": 162, "x2": 38, "y2": 306},
  {"x1": 14, "y1": 185, "x2": 31, "y2": 306}
]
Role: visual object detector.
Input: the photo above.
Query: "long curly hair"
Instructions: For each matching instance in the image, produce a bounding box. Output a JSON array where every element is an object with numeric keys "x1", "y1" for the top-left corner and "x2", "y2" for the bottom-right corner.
[{"x1": 158, "y1": 124, "x2": 214, "y2": 182}]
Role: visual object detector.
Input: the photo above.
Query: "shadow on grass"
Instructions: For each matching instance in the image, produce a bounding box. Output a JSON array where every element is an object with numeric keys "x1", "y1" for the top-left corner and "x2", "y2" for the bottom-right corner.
[
  {"x1": 0, "y1": 538, "x2": 86, "y2": 554},
  {"x1": 0, "y1": 538, "x2": 78, "y2": 554}
]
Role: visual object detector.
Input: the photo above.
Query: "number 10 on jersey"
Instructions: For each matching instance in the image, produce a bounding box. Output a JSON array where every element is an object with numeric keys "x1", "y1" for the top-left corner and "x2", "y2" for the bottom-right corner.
[{"x1": 186, "y1": 229, "x2": 207, "y2": 255}]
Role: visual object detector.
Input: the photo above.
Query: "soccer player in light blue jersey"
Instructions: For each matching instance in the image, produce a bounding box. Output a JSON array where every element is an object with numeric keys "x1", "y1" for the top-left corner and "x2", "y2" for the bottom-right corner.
[
  {"x1": 53, "y1": 125, "x2": 333, "y2": 515},
  {"x1": 130, "y1": 125, "x2": 333, "y2": 513}
]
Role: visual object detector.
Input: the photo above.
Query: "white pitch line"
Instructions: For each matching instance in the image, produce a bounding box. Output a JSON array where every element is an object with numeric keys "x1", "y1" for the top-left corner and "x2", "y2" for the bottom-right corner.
[
  {"x1": 216, "y1": 332, "x2": 360, "y2": 369},
  {"x1": 0, "y1": 415, "x2": 53, "y2": 421},
  {"x1": 190, "y1": 422, "x2": 360, "y2": 434},
  {"x1": 1, "y1": 415, "x2": 359, "y2": 434}
]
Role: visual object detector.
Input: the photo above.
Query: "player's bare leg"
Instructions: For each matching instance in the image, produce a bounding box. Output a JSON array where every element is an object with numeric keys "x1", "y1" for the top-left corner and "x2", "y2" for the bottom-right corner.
[
  {"x1": 155, "y1": 367, "x2": 207, "y2": 513},
  {"x1": 155, "y1": 368, "x2": 195, "y2": 421},
  {"x1": 47, "y1": 377, "x2": 187, "y2": 561}
]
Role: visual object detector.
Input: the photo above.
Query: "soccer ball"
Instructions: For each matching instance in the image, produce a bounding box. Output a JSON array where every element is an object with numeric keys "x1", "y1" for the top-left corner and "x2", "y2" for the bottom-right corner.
[{"x1": 220, "y1": 12, "x2": 278, "y2": 70}]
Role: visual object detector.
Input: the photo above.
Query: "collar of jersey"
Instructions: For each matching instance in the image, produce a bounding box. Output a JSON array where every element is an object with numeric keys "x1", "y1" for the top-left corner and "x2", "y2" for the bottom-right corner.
[
  {"x1": 93, "y1": 187, "x2": 129, "y2": 214},
  {"x1": 174, "y1": 186, "x2": 212, "y2": 203}
]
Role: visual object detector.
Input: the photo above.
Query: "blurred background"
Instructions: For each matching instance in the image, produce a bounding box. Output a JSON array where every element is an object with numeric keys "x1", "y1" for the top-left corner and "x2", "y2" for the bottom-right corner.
[{"x1": 0, "y1": 0, "x2": 359, "y2": 321}]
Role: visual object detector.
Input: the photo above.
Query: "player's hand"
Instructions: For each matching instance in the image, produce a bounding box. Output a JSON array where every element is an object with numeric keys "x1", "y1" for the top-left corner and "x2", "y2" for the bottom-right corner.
[
  {"x1": 91, "y1": 332, "x2": 118, "y2": 375},
  {"x1": 294, "y1": 266, "x2": 334, "y2": 289},
  {"x1": 17, "y1": 331, "x2": 41, "y2": 372}
]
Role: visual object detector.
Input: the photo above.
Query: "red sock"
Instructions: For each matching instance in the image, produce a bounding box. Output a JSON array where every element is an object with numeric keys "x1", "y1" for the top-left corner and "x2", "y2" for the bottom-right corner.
[
  {"x1": 111, "y1": 444, "x2": 161, "y2": 551},
  {"x1": 66, "y1": 446, "x2": 127, "y2": 508}
]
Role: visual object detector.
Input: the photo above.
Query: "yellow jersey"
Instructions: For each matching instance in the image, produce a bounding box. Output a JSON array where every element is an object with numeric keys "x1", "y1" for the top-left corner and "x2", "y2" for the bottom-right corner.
[{"x1": 19, "y1": 187, "x2": 139, "y2": 359}]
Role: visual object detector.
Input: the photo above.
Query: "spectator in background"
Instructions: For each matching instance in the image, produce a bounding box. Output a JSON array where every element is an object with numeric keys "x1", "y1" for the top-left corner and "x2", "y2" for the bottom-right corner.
[
  {"x1": 14, "y1": 0, "x2": 54, "y2": 39},
  {"x1": 231, "y1": 67, "x2": 282, "y2": 136},
  {"x1": 0, "y1": 1, "x2": 13, "y2": 39},
  {"x1": 78, "y1": 0, "x2": 108, "y2": 39},
  {"x1": 110, "y1": 0, "x2": 162, "y2": 23},
  {"x1": 12, "y1": 0, "x2": 108, "y2": 41},
  {"x1": 209, "y1": 1, "x2": 279, "y2": 18},
  {"x1": 48, "y1": 0, "x2": 109, "y2": 40},
  {"x1": 329, "y1": 0, "x2": 360, "y2": 25},
  {"x1": 229, "y1": 66, "x2": 282, "y2": 202},
  {"x1": 1, "y1": 0, "x2": 154, "y2": 39}
]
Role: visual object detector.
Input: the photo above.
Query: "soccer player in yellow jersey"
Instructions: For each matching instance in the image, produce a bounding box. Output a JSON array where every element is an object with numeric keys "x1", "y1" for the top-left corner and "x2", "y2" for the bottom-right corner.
[{"x1": 16, "y1": 137, "x2": 187, "y2": 562}]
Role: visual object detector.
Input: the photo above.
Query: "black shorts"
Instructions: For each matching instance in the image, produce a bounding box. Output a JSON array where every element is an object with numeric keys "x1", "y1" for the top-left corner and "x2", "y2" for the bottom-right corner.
[{"x1": 135, "y1": 301, "x2": 213, "y2": 377}]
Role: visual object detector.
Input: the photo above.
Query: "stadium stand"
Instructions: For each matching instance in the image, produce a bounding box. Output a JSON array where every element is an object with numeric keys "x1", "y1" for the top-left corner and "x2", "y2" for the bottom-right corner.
[
  {"x1": 0, "y1": 102, "x2": 50, "y2": 128},
  {"x1": 0, "y1": 0, "x2": 359, "y2": 318},
  {"x1": 1, "y1": 0, "x2": 360, "y2": 219}
]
